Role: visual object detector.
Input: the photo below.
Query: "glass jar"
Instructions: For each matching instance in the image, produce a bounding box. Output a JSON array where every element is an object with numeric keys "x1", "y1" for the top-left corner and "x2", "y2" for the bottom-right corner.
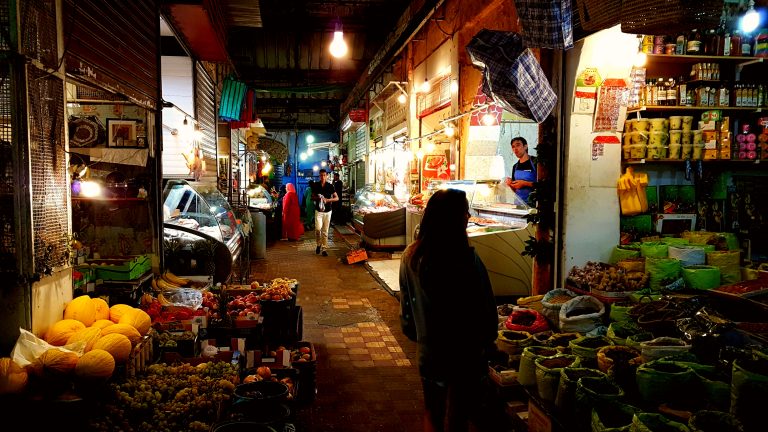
[{"x1": 687, "y1": 29, "x2": 703, "y2": 55}]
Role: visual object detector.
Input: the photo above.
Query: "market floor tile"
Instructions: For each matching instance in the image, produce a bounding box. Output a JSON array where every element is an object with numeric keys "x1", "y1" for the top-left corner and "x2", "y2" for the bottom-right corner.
[{"x1": 250, "y1": 227, "x2": 424, "y2": 432}]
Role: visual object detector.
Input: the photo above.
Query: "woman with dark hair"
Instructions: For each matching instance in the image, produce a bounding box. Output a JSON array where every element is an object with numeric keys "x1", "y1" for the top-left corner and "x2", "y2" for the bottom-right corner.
[{"x1": 399, "y1": 188, "x2": 500, "y2": 432}]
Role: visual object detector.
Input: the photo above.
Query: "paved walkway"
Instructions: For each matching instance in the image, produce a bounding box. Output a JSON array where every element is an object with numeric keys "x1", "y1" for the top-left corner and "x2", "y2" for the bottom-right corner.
[{"x1": 249, "y1": 227, "x2": 425, "y2": 432}]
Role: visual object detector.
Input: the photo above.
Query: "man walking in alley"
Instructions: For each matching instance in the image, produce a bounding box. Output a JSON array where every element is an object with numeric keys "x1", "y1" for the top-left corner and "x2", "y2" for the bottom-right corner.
[{"x1": 311, "y1": 169, "x2": 338, "y2": 256}]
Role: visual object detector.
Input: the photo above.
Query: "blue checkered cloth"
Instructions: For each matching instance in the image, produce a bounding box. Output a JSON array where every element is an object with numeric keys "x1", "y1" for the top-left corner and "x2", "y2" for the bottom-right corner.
[
  {"x1": 467, "y1": 30, "x2": 557, "y2": 123},
  {"x1": 515, "y1": 0, "x2": 574, "y2": 50}
]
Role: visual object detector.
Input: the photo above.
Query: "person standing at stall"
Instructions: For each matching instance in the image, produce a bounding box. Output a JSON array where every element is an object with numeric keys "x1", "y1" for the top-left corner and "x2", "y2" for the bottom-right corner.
[
  {"x1": 399, "y1": 188, "x2": 501, "y2": 432},
  {"x1": 281, "y1": 183, "x2": 304, "y2": 241},
  {"x1": 274, "y1": 185, "x2": 287, "y2": 240},
  {"x1": 504, "y1": 136, "x2": 537, "y2": 203},
  {"x1": 311, "y1": 169, "x2": 338, "y2": 256},
  {"x1": 331, "y1": 171, "x2": 344, "y2": 225},
  {"x1": 302, "y1": 180, "x2": 315, "y2": 231}
]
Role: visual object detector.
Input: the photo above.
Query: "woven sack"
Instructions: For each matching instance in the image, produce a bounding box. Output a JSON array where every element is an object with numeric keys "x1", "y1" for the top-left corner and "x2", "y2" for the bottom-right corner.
[
  {"x1": 575, "y1": 0, "x2": 621, "y2": 32},
  {"x1": 620, "y1": 0, "x2": 722, "y2": 35}
]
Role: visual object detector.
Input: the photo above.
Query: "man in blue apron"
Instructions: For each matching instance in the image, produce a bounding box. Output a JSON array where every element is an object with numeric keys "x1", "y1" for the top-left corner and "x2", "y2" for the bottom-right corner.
[{"x1": 504, "y1": 136, "x2": 536, "y2": 203}]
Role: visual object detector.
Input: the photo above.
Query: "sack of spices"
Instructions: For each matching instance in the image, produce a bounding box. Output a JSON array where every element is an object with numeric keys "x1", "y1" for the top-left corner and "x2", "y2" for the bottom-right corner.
[
  {"x1": 607, "y1": 321, "x2": 642, "y2": 346},
  {"x1": 495, "y1": 330, "x2": 532, "y2": 357},
  {"x1": 640, "y1": 337, "x2": 691, "y2": 363},
  {"x1": 688, "y1": 410, "x2": 744, "y2": 432},
  {"x1": 610, "y1": 246, "x2": 641, "y2": 264},
  {"x1": 631, "y1": 413, "x2": 691, "y2": 432},
  {"x1": 505, "y1": 308, "x2": 549, "y2": 334},
  {"x1": 534, "y1": 354, "x2": 579, "y2": 402},
  {"x1": 591, "y1": 400, "x2": 641, "y2": 432},
  {"x1": 541, "y1": 288, "x2": 577, "y2": 329},
  {"x1": 546, "y1": 332, "x2": 581, "y2": 349},
  {"x1": 705, "y1": 250, "x2": 741, "y2": 285},
  {"x1": 575, "y1": 376, "x2": 625, "y2": 430},
  {"x1": 645, "y1": 257, "x2": 682, "y2": 292},
  {"x1": 730, "y1": 356, "x2": 768, "y2": 432},
  {"x1": 569, "y1": 335, "x2": 614, "y2": 369},
  {"x1": 640, "y1": 241, "x2": 669, "y2": 258},
  {"x1": 636, "y1": 359, "x2": 697, "y2": 405},
  {"x1": 558, "y1": 295, "x2": 605, "y2": 333},
  {"x1": 518, "y1": 346, "x2": 560, "y2": 387},
  {"x1": 554, "y1": 367, "x2": 605, "y2": 412}
]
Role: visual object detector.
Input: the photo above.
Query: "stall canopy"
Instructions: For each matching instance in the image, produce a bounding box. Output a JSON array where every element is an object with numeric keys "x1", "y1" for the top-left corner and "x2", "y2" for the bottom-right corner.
[
  {"x1": 466, "y1": 30, "x2": 557, "y2": 124},
  {"x1": 255, "y1": 136, "x2": 289, "y2": 163}
]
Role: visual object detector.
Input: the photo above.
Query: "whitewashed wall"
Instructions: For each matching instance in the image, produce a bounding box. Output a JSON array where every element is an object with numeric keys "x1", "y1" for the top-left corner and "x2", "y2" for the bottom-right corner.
[
  {"x1": 161, "y1": 56, "x2": 194, "y2": 179},
  {"x1": 562, "y1": 25, "x2": 638, "y2": 279}
]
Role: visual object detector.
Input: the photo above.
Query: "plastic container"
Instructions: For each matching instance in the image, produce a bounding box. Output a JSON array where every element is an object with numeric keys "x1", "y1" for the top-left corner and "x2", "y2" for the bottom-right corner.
[
  {"x1": 622, "y1": 145, "x2": 632, "y2": 160},
  {"x1": 649, "y1": 118, "x2": 668, "y2": 132},
  {"x1": 624, "y1": 119, "x2": 636, "y2": 133},
  {"x1": 681, "y1": 144, "x2": 693, "y2": 159},
  {"x1": 693, "y1": 142, "x2": 705, "y2": 160},
  {"x1": 633, "y1": 119, "x2": 650, "y2": 132},
  {"x1": 647, "y1": 143, "x2": 667, "y2": 159},
  {"x1": 622, "y1": 132, "x2": 632, "y2": 145},
  {"x1": 669, "y1": 116, "x2": 683, "y2": 130},
  {"x1": 629, "y1": 143, "x2": 647, "y2": 159},
  {"x1": 668, "y1": 143, "x2": 682, "y2": 159},
  {"x1": 681, "y1": 116, "x2": 694, "y2": 131},
  {"x1": 648, "y1": 131, "x2": 669, "y2": 146},
  {"x1": 669, "y1": 130, "x2": 682, "y2": 145},
  {"x1": 630, "y1": 131, "x2": 648, "y2": 144}
]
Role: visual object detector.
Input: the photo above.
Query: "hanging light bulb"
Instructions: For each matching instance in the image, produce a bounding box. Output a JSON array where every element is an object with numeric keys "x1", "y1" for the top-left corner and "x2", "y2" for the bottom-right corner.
[
  {"x1": 183, "y1": 116, "x2": 188, "y2": 127},
  {"x1": 425, "y1": 142, "x2": 435, "y2": 153},
  {"x1": 306, "y1": 134, "x2": 315, "y2": 144},
  {"x1": 307, "y1": 147, "x2": 314, "y2": 156},
  {"x1": 321, "y1": 160, "x2": 327, "y2": 167},
  {"x1": 312, "y1": 164, "x2": 320, "y2": 172},
  {"x1": 261, "y1": 161, "x2": 273, "y2": 175},
  {"x1": 261, "y1": 154, "x2": 267, "y2": 162},
  {"x1": 300, "y1": 152, "x2": 308, "y2": 161},
  {"x1": 329, "y1": 20, "x2": 348, "y2": 58},
  {"x1": 444, "y1": 123, "x2": 455, "y2": 137},
  {"x1": 397, "y1": 92, "x2": 407, "y2": 104},
  {"x1": 741, "y1": 1, "x2": 761, "y2": 33},
  {"x1": 416, "y1": 149, "x2": 425, "y2": 160},
  {"x1": 634, "y1": 51, "x2": 647, "y2": 67},
  {"x1": 420, "y1": 78, "x2": 431, "y2": 93},
  {"x1": 481, "y1": 112, "x2": 496, "y2": 126}
]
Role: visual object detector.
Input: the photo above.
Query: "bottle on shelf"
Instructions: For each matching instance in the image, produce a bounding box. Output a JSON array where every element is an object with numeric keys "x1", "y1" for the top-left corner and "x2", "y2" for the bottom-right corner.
[
  {"x1": 675, "y1": 33, "x2": 687, "y2": 55},
  {"x1": 717, "y1": 82, "x2": 729, "y2": 107},
  {"x1": 742, "y1": 33, "x2": 753, "y2": 57},
  {"x1": 731, "y1": 31, "x2": 742, "y2": 56},
  {"x1": 667, "y1": 77, "x2": 677, "y2": 106},
  {"x1": 687, "y1": 29, "x2": 703, "y2": 55},
  {"x1": 678, "y1": 75, "x2": 688, "y2": 106}
]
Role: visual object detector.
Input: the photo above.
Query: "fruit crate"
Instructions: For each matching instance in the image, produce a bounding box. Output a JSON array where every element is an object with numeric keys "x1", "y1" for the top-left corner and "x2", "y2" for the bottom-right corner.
[
  {"x1": 153, "y1": 330, "x2": 198, "y2": 358},
  {"x1": 114, "y1": 334, "x2": 153, "y2": 380},
  {"x1": 290, "y1": 341, "x2": 316, "y2": 402},
  {"x1": 89, "y1": 254, "x2": 152, "y2": 281}
]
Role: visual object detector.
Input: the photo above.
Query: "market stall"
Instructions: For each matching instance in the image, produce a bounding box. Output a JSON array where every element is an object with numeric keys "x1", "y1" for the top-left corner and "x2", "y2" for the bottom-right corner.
[
  {"x1": 408, "y1": 179, "x2": 535, "y2": 297},
  {"x1": 352, "y1": 184, "x2": 407, "y2": 249}
]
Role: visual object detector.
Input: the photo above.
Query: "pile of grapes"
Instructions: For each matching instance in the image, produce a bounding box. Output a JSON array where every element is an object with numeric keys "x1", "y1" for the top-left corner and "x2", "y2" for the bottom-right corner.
[{"x1": 88, "y1": 362, "x2": 239, "y2": 432}]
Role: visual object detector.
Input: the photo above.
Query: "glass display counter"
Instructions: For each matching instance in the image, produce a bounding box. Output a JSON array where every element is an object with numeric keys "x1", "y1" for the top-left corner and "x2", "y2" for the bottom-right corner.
[
  {"x1": 407, "y1": 179, "x2": 535, "y2": 297},
  {"x1": 162, "y1": 180, "x2": 244, "y2": 282},
  {"x1": 246, "y1": 184, "x2": 274, "y2": 212},
  {"x1": 352, "y1": 184, "x2": 407, "y2": 249}
]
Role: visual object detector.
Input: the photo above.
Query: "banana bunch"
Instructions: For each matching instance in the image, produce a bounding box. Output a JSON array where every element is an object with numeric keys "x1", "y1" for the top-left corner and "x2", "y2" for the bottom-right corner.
[
  {"x1": 153, "y1": 271, "x2": 190, "y2": 290},
  {"x1": 617, "y1": 167, "x2": 648, "y2": 216},
  {"x1": 157, "y1": 293, "x2": 172, "y2": 306}
]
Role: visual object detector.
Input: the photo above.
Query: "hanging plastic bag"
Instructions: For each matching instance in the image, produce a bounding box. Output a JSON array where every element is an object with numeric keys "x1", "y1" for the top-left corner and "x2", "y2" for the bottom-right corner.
[{"x1": 618, "y1": 167, "x2": 649, "y2": 216}]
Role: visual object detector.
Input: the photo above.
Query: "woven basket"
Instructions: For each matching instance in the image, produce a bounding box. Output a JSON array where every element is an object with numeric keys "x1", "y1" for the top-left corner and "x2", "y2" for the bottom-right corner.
[
  {"x1": 576, "y1": 0, "x2": 622, "y2": 32},
  {"x1": 620, "y1": 0, "x2": 722, "y2": 35}
]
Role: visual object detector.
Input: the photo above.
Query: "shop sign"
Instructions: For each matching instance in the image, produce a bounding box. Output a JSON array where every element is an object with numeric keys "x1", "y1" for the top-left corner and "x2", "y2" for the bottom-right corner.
[
  {"x1": 349, "y1": 109, "x2": 367, "y2": 123},
  {"x1": 573, "y1": 67, "x2": 601, "y2": 114}
]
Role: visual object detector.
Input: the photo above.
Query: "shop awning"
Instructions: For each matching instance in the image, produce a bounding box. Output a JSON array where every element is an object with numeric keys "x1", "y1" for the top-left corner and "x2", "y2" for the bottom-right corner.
[{"x1": 163, "y1": 1, "x2": 229, "y2": 62}]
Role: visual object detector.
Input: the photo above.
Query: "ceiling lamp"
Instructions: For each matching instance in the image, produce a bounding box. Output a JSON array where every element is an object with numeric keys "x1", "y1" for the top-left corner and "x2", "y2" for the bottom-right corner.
[
  {"x1": 306, "y1": 134, "x2": 315, "y2": 144},
  {"x1": 307, "y1": 147, "x2": 314, "y2": 156},
  {"x1": 313, "y1": 164, "x2": 320, "y2": 172},
  {"x1": 420, "y1": 78, "x2": 431, "y2": 93},
  {"x1": 481, "y1": 112, "x2": 496, "y2": 126},
  {"x1": 321, "y1": 160, "x2": 327, "y2": 167},
  {"x1": 444, "y1": 123, "x2": 455, "y2": 137},
  {"x1": 329, "y1": 20, "x2": 348, "y2": 58},
  {"x1": 397, "y1": 92, "x2": 407, "y2": 104},
  {"x1": 300, "y1": 152, "x2": 308, "y2": 161},
  {"x1": 741, "y1": 1, "x2": 761, "y2": 33}
]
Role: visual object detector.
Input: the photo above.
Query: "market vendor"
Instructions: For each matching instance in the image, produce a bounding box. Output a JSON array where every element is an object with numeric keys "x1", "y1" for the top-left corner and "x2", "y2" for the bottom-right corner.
[{"x1": 505, "y1": 136, "x2": 537, "y2": 203}]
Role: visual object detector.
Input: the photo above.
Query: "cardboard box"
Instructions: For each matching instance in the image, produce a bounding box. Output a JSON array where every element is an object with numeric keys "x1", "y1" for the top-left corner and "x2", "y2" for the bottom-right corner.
[
  {"x1": 704, "y1": 148, "x2": 719, "y2": 160},
  {"x1": 346, "y1": 249, "x2": 368, "y2": 264},
  {"x1": 702, "y1": 130, "x2": 719, "y2": 142},
  {"x1": 701, "y1": 120, "x2": 717, "y2": 131}
]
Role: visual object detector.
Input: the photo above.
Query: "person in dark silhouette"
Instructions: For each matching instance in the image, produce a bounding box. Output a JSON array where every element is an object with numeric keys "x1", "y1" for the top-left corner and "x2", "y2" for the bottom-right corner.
[{"x1": 400, "y1": 188, "x2": 504, "y2": 432}]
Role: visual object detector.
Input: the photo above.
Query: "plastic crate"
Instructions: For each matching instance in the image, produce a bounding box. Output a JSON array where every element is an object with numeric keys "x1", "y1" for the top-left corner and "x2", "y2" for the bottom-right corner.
[{"x1": 90, "y1": 254, "x2": 151, "y2": 281}]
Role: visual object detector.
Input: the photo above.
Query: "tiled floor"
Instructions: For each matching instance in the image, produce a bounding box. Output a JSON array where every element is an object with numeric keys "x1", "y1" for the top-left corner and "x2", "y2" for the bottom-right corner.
[{"x1": 249, "y1": 227, "x2": 425, "y2": 432}]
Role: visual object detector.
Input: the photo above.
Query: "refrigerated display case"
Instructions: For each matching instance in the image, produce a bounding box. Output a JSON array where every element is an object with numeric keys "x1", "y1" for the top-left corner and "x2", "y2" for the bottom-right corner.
[
  {"x1": 162, "y1": 180, "x2": 244, "y2": 282},
  {"x1": 352, "y1": 184, "x2": 406, "y2": 249},
  {"x1": 407, "y1": 179, "x2": 535, "y2": 297},
  {"x1": 246, "y1": 184, "x2": 274, "y2": 213}
]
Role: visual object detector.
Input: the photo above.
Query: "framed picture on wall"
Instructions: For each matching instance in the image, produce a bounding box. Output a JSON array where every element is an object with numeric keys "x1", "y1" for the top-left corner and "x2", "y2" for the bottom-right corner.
[{"x1": 107, "y1": 119, "x2": 137, "y2": 148}]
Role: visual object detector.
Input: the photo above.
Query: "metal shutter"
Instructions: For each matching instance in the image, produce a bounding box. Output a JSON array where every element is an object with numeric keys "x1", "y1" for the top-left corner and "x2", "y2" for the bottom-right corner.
[
  {"x1": 354, "y1": 126, "x2": 367, "y2": 162},
  {"x1": 195, "y1": 62, "x2": 217, "y2": 160}
]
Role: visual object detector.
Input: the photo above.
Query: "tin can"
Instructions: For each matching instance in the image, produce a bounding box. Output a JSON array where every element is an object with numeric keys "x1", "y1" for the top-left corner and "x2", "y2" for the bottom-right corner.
[
  {"x1": 654, "y1": 35, "x2": 666, "y2": 45},
  {"x1": 653, "y1": 43, "x2": 665, "y2": 54},
  {"x1": 642, "y1": 43, "x2": 654, "y2": 54},
  {"x1": 665, "y1": 44, "x2": 676, "y2": 55}
]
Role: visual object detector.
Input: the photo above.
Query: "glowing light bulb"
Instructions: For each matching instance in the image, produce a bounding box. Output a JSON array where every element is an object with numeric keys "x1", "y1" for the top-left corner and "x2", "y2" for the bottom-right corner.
[
  {"x1": 397, "y1": 93, "x2": 407, "y2": 104},
  {"x1": 741, "y1": 1, "x2": 760, "y2": 33},
  {"x1": 450, "y1": 80, "x2": 459, "y2": 94},
  {"x1": 416, "y1": 149, "x2": 424, "y2": 160},
  {"x1": 321, "y1": 160, "x2": 327, "y2": 167},
  {"x1": 307, "y1": 148, "x2": 314, "y2": 156},
  {"x1": 313, "y1": 165, "x2": 319, "y2": 172},
  {"x1": 261, "y1": 155, "x2": 267, "y2": 162},
  {"x1": 420, "y1": 79, "x2": 431, "y2": 93},
  {"x1": 306, "y1": 134, "x2": 315, "y2": 144},
  {"x1": 481, "y1": 113, "x2": 496, "y2": 126},
  {"x1": 300, "y1": 152, "x2": 308, "y2": 161},
  {"x1": 425, "y1": 142, "x2": 435, "y2": 153},
  {"x1": 444, "y1": 124, "x2": 455, "y2": 137},
  {"x1": 634, "y1": 51, "x2": 647, "y2": 67},
  {"x1": 80, "y1": 181, "x2": 102, "y2": 198},
  {"x1": 329, "y1": 26, "x2": 348, "y2": 58}
]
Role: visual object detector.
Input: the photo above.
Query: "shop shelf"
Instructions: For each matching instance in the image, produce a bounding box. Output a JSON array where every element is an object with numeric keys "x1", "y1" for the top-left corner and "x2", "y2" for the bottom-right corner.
[
  {"x1": 627, "y1": 105, "x2": 762, "y2": 113},
  {"x1": 645, "y1": 54, "x2": 764, "y2": 66},
  {"x1": 623, "y1": 158, "x2": 762, "y2": 165}
]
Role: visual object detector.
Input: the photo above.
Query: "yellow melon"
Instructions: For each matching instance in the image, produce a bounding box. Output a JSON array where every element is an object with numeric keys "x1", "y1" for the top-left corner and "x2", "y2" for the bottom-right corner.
[
  {"x1": 119, "y1": 309, "x2": 152, "y2": 336},
  {"x1": 45, "y1": 319, "x2": 86, "y2": 346},
  {"x1": 92, "y1": 297, "x2": 110, "y2": 321},
  {"x1": 66, "y1": 327, "x2": 102, "y2": 352},
  {"x1": 29, "y1": 349, "x2": 78, "y2": 377},
  {"x1": 100, "y1": 323, "x2": 141, "y2": 346},
  {"x1": 63, "y1": 295, "x2": 97, "y2": 326},
  {"x1": 0, "y1": 357, "x2": 28, "y2": 395},
  {"x1": 92, "y1": 333, "x2": 132, "y2": 364},
  {"x1": 75, "y1": 349, "x2": 115, "y2": 380},
  {"x1": 91, "y1": 319, "x2": 115, "y2": 330},
  {"x1": 109, "y1": 304, "x2": 134, "y2": 323}
]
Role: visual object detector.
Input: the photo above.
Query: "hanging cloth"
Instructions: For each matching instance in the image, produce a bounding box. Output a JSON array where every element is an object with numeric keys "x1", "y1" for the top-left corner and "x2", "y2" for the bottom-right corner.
[
  {"x1": 514, "y1": 0, "x2": 574, "y2": 50},
  {"x1": 466, "y1": 30, "x2": 557, "y2": 124}
]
